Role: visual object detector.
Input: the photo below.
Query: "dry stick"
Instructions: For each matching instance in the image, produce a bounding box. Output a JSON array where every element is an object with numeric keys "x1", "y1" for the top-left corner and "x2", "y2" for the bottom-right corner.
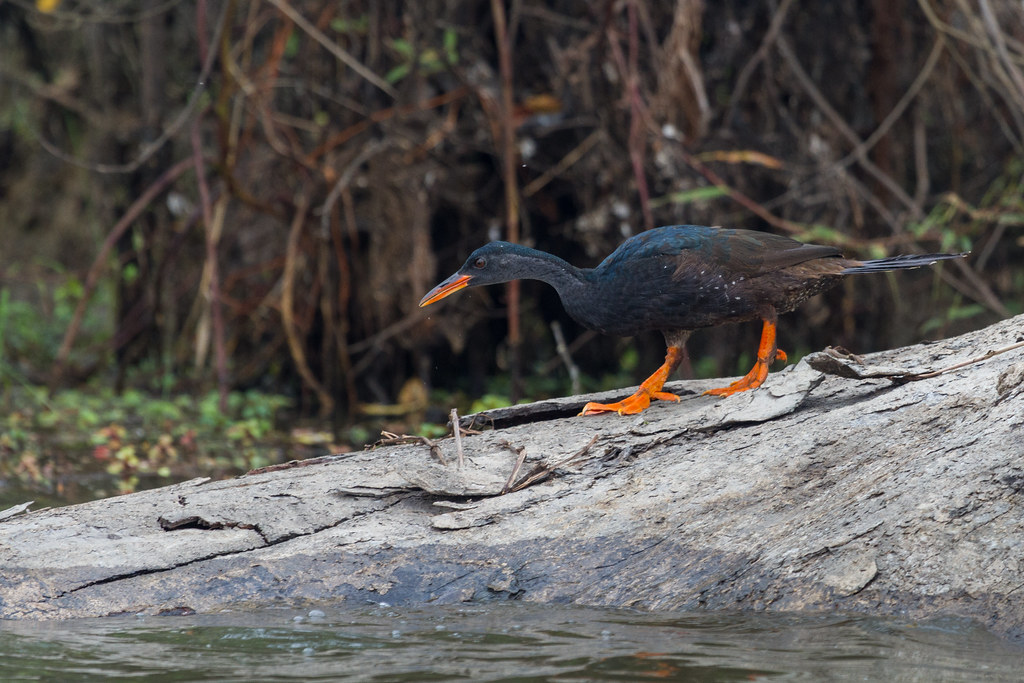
[
  {"x1": 550, "y1": 321, "x2": 581, "y2": 396},
  {"x1": 374, "y1": 432, "x2": 447, "y2": 465},
  {"x1": 450, "y1": 408, "x2": 465, "y2": 469},
  {"x1": 539, "y1": 329, "x2": 598, "y2": 375},
  {"x1": 264, "y1": 0, "x2": 397, "y2": 99},
  {"x1": 281, "y1": 195, "x2": 335, "y2": 415},
  {"x1": 507, "y1": 434, "x2": 600, "y2": 494},
  {"x1": 903, "y1": 340, "x2": 1024, "y2": 381},
  {"x1": 191, "y1": 117, "x2": 230, "y2": 412},
  {"x1": 500, "y1": 440, "x2": 530, "y2": 495},
  {"x1": 53, "y1": 157, "x2": 195, "y2": 381}
]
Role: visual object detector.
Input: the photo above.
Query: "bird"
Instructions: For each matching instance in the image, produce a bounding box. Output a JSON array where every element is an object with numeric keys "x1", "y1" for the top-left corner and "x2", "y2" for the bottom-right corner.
[{"x1": 419, "y1": 225, "x2": 967, "y2": 416}]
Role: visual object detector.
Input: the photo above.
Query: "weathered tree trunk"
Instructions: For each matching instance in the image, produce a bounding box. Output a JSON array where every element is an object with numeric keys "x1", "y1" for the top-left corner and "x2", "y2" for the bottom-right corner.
[{"x1": 2, "y1": 315, "x2": 1023, "y2": 643}]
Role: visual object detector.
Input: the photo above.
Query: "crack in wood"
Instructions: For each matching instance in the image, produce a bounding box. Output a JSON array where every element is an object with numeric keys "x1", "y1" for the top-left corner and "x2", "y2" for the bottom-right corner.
[{"x1": 57, "y1": 497, "x2": 409, "y2": 599}]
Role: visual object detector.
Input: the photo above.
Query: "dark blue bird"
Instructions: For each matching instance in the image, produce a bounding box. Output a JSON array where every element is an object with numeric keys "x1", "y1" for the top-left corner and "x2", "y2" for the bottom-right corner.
[{"x1": 420, "y1": 225, "x2": 966, "y2": 415}]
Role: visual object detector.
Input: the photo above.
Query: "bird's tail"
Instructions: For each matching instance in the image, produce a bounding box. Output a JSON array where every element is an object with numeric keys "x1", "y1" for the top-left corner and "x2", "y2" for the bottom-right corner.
[{"x1": 841, "y1": 252, "x2": 967, "y2": 274}]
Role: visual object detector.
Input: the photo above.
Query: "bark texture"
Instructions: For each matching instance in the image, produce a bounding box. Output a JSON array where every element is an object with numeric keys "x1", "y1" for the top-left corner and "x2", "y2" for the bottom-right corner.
[{"x1": 1, "y1": 315, "x2": 1023, "y2": 642}]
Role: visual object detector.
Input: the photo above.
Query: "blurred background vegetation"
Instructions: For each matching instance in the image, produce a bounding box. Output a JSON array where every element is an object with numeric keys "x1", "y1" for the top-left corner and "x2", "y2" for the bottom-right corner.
[{"x1": 0, "y1": 0, "x2": 1021, "y2": 503}]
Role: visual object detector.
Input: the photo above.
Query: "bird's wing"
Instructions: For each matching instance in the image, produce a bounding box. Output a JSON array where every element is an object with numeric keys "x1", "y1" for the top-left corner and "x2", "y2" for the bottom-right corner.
[
  {"x1": 713, "y1": 229, "x2": 842, "y2": 275},
  {"x1": 597, "y1": 226, "x2": 842, "y2": 279}
]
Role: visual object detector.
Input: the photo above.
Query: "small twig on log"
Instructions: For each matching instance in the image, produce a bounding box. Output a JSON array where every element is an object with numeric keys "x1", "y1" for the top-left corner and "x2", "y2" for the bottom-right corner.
[
  {"x1": 504, "y1": 434, "x2": 600, "y2": 494},
  {"x1": 815, "y1": 340, "x2": 1024, "y2": 383},
  {"x1": 904, "y1": 340, "x2": 1024, "y2": 381},
  {"x1": 500, "y1": 440, "x2": 530, "y2": 495},
  {"x1": 461, "y1": 412, "x2": 496, "y2": 433},
  {"x1": 247, "y1": 453, "x2": 355, "y2": 475},
  {"x1": 450, "y1": 408, "x2": 465, "y2": 468},
  {"x1": 370, "y1": 431, "x2": 447, "y2": 465},
  {"x1": 824, "y1": 346, "x2": 866, "y2": 364}
]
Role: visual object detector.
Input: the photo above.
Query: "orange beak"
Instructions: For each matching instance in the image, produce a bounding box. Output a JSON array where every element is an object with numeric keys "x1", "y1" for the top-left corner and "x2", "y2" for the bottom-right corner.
[{"x1": 419, "y1": 273, "x2": 473, "y2": 307}]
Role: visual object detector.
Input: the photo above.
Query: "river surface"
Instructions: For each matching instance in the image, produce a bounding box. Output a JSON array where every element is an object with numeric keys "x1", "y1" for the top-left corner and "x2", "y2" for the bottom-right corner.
[{"x1": 1, "y1": 602, "x2": 1020, "y2": 681}]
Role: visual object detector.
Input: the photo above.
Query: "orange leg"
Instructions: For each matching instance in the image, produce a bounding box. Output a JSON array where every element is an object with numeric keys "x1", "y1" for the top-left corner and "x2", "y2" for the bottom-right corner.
[
  {"x1": 704, "y1": 318, "x2": 787, "y2": 397},
  {"x1": 580, "y1": 347, "x2": 685, "y2": 416}
]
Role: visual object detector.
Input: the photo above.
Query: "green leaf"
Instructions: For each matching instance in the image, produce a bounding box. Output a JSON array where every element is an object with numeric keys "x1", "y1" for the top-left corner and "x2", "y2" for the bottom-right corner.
[
  {"x1": 391, "y1": 38, "x2": 414, "y2": 57},
  {"x1": 285, "y1": 33, "x2": 299, "y2": 59},
  {"x1": 651, "y1": 186, "x2": 728, "y2": 208},
  {"x1": 385, "y1": 64, "x2": 410, "y2": 84},
  {"x1": 443, "y1": 28, "x2": 458, "y2": 63}
]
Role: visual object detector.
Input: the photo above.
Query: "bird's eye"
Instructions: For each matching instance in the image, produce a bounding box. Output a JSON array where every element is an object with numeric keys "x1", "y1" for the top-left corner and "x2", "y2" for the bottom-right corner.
[{"x1": 473, "y1": 257, "x2": 486, "y2": 269}]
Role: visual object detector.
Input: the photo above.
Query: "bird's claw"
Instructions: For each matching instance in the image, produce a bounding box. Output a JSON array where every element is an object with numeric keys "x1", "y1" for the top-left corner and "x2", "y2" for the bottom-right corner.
[
  {"x1": 579, "y1": 390, "x2": 680, "y2": 416},
  {"x1": 703, "y1": 347, "x2": 787, "y2": 397}
]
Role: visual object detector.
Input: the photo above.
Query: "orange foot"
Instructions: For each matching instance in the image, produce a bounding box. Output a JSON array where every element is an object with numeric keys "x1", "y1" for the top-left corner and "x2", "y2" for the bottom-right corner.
[
  {"x1": 580, "y1": 388, "x2": 681, "y2": 416},
  {"x1": 579, "y1": 346, "x2": 685, "y2": 416},
  {"x1": 704, "y1": 349, "x2": 787, "y2": 397},
  {"x1": 704, "y1": 317, "x2": 787, "y2": 398}
]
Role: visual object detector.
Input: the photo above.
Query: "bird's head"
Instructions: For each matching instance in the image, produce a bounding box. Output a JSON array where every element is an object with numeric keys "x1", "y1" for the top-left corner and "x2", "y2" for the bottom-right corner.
[{"x1": 419, "y1": 241, "x2": 528, "y2": 307}]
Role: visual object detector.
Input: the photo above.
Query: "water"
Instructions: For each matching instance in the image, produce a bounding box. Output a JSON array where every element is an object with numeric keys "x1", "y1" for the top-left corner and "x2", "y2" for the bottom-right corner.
[{"x1": 1, "y1": 604, "x2": 1020, "y2": 681}]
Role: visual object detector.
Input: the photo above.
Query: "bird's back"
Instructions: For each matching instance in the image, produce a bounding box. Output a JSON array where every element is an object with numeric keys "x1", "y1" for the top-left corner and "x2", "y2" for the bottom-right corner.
[{"x1": 571, "y1": 226, "x2": 845, "y2": 336}]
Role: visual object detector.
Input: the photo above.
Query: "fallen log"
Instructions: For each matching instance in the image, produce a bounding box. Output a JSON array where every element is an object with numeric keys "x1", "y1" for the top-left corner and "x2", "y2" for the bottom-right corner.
[{"x1": 2, "y1": 314, "x2": 1023, "y2": 644}]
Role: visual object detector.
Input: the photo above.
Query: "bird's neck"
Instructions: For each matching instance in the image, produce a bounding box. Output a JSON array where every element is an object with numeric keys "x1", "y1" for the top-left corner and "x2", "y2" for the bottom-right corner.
[
  {"x1": 513, "y1": 248, "x2": 588, "y2": 292},
  {"x1": 512, "y1": 248, "x2": 601, "y2": 328}
]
